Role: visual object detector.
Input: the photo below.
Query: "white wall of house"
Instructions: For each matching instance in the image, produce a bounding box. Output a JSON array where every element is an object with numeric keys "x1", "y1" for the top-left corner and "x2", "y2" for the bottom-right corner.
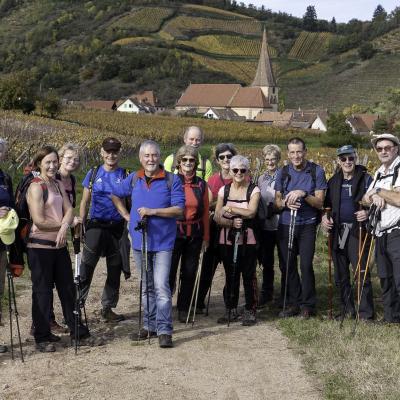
[
  {"x1": 117, "y1": 99, "x2": 140, "y2": 113},
  {"x1": 204, "y1": 108, "x2": 219, "y2": 119},
  {"x1": 311, "y1": 116, "x2": 327, "y2": 132}
]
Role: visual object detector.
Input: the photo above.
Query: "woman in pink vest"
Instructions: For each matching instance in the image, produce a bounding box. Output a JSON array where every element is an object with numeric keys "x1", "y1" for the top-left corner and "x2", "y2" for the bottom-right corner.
[{"x1": 27, "y1": 146, "x2": 90, "y2": 352}]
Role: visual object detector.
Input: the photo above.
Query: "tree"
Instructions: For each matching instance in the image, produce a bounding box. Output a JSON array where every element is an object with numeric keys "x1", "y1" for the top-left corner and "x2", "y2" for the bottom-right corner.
[
  {"x1": 373, "y1": 118, "x2": 389, "y2": 133},
  {"x1": 0, "y1": 71, "x2": 36, "y2": 111},
  {"x1": 321, "y1": 113, "x2": 363, "y2": 147},
  {"x1": 358, "y1": 42, "x2": 376, "y2": 60},
  {"x1": 38, "y1": 90, "x2": 62, "y2": 119},
  {"x1": 330, "y1": 17, "x2": 337, "y2": 33},
  {"x1": 373, "y1": 4, "x2": 387, "y2": 21},
  {"x1": 303, "y1": 5, "x2": 318, "y2": 32}
]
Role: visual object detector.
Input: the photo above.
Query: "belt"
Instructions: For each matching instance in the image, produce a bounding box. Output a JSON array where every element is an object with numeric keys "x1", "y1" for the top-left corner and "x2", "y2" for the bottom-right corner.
[{"x1": 28, "y1": 238, "x2": 57, "y2": 247}]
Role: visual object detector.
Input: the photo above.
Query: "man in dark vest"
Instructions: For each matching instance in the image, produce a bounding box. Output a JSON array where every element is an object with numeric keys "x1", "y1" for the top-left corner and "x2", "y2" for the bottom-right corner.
[{"x1": 322, "y1": 145, "x2": 374, "y2": 321}]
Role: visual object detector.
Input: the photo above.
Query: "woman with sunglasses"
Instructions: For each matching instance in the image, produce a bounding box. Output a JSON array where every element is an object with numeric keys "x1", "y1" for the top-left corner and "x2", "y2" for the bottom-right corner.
[
  {"x1": 196, "y1": 143, "x2": 238, "y2": 312},
  {"x1": 214, "y1": 155, "x2": 260, "y2": 326},
  {"x1": 321, "y1": 145, "x2": 374, "y2": 321},
  {"x1": 257, "y1": 144, "x2": 281, "y2": 307},
  {"x1": 169, "y1": 145, "x2": 210, "y2": 322}
]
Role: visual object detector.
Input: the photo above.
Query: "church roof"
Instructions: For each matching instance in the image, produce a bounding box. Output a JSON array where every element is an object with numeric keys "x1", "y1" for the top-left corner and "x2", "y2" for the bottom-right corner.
[
  {"x1": 251, "y1": 28, "x2": 276, "y2": 88},
  {"x1": 229, "y1": 87, "x2": 270, "y2": 108},
  {"x1": 176, "y1": 84, "x2": 241, "y2": 107}
]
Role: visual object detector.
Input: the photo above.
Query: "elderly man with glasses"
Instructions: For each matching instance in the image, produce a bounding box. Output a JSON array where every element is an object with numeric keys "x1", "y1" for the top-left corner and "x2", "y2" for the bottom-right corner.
[
  {"x1": 363, "y1": 133, "x2": 400, "y2": 323},
  {"x1": 322, "y1": 145, "x2": 374, "y2": 321}
]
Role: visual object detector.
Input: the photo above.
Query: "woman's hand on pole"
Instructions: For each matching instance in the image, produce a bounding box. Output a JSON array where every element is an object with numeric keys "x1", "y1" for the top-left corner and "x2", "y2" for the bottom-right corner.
[
  {"x1": 56, "y1": 222, "x2": 69, "y2": 248},
  {"x1": 232, "y1": 217, "x2": 243, "y2": 229}
]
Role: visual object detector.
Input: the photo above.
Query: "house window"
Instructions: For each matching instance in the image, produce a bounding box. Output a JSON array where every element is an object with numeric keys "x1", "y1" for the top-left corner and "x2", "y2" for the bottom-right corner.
[
  {"x1": 272, "y1": 87, "x2": 275, "y2": 94},
  {"x1": 124, "y1": 104, "x2": 127, "y2": 108},
  {"x1": 129, "y1": 104, "x2": 132, "y2": 108}
]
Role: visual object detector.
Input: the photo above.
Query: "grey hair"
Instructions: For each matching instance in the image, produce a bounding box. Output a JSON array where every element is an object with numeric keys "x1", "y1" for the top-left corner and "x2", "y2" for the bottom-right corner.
[
  {"x1": 58, "y1": 143, "x2": 80, "y2": 159},
  {"x1": 262, "y1": 144, "x2": 281, "y2": 161},
  {"x1": 0, "y1": 138, "x2": 8, "y2": 151},
  {"x1": 139, "y1": 140, "x2": 161, "y2": 156},
  {"x1": 183, "y1": 126, "x2": 204, "y2": 141},
  {"x1": 230, "y1": 155, "x2": 250, "y2": 170}
]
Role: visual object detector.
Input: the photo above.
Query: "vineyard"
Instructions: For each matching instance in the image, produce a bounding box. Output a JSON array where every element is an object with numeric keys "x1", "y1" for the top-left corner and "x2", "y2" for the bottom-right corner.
[
  {"x1": 161, "y1": 16, "x2": 262, "y2": 39},
  {"x1": 373, "y1": 27, "x2": 400, "y2": 53},
  {"x1": 180, "y1": 34, "x2": 277, "y2": 58},
  {"x1": 112, "y1": 36, "x2": 159, "y2": 46},
  {"x1": 288, "y1": 31, "x2": 333, "y2": 61},
  {"x1": 181, "y1": 4, "x2": 251, "y2": 19},
  {"x1": 107, "y1": 7, "x2": 174, "y2": 33}
]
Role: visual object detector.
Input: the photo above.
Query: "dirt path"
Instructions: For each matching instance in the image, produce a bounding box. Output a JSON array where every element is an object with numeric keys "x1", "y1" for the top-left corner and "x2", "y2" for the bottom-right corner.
[{"x1": 0, "y1": 257, "x2": 322, "y2": 400}]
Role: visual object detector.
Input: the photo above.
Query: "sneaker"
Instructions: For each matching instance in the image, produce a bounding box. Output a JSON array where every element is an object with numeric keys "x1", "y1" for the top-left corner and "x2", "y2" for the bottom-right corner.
[
  {"x1": 242, "y1": 309, "x2": 257, "y2": 326},
  {"x1": 36, "y1": 342, "x2": 56, "y2": 353},
  {"x1": 158, "y1": 334, "x2": 173, "y2": 348},
  {"x1": 101, "y1": 308, "x2": 125, "y2": 323},
  {"x1": 50, "y1": 320, "x2": 68, "y2": 334},
  {"x1": 278, "y1": 306, "x2": 300, "y2": 318},
  {"x1": 0, "y1": 344, "x2": 7, "y2": 353},
  {"x1": 130, "y1": 329, "x2": 157, "y2": 341},
  {"x1": 217, "y1": 308, "x2": 239, "y2": 324}
]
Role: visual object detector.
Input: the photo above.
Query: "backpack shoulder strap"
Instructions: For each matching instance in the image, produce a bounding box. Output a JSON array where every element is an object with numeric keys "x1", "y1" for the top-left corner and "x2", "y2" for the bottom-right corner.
[
  {"x1": 88, "y1": 165, "x2": 100, "y2": 193},
  {"x1": 246, "y1": 182, "x2": 257, "y2": 203},
  {"x1": 310, "y1": 162, "x2": 317, "y2": 186},
  {"x1": 31, "y1": 177, "x2": 49, "y2": 203},
  {"x1": 223, "y1": 183, "x2": 231, "y2": 206},
  {"x1": 392, "y1": 163, "x2": 400, "y2": 187},
  {"x1": 200, "y1": 155, "x2": 207, "y2": 180},
  {"x1": 165, "y1": 171, "x2": 174, "y2": 190},
  {"x1": 280, "y1": 165, "x2": 290, "y2": 194}
]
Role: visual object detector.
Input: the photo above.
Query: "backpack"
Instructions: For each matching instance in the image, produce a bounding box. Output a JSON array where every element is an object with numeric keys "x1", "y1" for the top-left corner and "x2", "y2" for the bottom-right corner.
[
  {"x1": 55, "y1": 172, "x2": 76, "y2": 207},
  {"x1": 374, "y1": 163, "x2": 400, "y2": 188},
  {"x1": 171, "y1": 153, "x2": 208, "y2": 180},
  {"x1": 131, "y1": 170, "x2": 174, "y2": 191},
  {"x1": 14, "y1": 173, "x2": 53, "y2": 250}
]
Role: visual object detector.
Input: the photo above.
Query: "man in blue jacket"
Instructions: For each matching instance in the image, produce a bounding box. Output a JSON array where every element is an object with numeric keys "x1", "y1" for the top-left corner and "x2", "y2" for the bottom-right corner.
[{"x1": 112, "y1": 140, "x2": 184, "y2": 348}]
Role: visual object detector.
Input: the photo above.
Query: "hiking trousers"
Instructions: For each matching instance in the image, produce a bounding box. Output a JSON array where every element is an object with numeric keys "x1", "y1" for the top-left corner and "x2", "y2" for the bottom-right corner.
[
  {"x1": 332, "y1": 232, "x2": 374, "y2": 319},
  {"x1": 80, "y1": 222, "x2": 123, "y2": 309},
  {"x1": 170, "y1": 236, "x2": 202, "y2": 311},
  {"x1": 278, "y1": 223, "x2": 317, "y2": 312},
  {"x1": 258, "y1": 230, "x2": 277, "y2": 301}
]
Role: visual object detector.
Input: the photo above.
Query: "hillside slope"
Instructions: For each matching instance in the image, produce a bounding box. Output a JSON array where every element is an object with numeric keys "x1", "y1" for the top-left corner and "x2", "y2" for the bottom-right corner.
[{"x1": 0, "y1": 0, "x2": 398, "y2": 110}]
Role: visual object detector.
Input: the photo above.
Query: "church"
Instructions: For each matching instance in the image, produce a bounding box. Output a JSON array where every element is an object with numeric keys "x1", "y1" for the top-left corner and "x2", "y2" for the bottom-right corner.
[{"x1": 175, "y1": 29, "x2": 278, "y2": 120}]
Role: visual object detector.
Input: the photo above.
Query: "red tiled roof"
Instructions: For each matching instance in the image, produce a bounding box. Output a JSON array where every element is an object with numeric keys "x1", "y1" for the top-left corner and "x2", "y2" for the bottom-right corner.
[
  {"x1": 81, "y1": 101, "x2": 116, "y2": 110},
  {"x1": 228, "y1": 87, "x2": 270, "y2": 108}
]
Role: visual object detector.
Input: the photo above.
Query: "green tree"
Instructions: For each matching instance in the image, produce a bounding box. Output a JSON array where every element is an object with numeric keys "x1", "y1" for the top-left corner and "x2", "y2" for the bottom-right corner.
[
  {"x1": 358, "y1": 42, "x2": 376, "y2": 60},
  {"x1": 373, "y1": 118, "x2": 389, "y2": 133},
  {"x1": 38, "y1": 90, "x2": 62, "y2": 119},
  {"x1": 330, "y1": 17, "x2": 337, "y2": 33},
  {"x1": 373, "y1": 4, "x2": 387, "y2": 21},
  {"x1": 321, "y1": 113, "x2": 363, "y2": 147},
  {"x1": 0, "y1": 71, "x2": 36, "y2": 111},
  {"x1": 303, "y1": 5, "x2": 318, "y2": 32}
]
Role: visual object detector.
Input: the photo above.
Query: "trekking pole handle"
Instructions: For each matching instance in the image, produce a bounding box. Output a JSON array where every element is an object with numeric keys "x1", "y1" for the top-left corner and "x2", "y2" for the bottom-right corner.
[
  {"x1": 324, "y1": 207, "x2": 332, "y2": 220},
  {"x1": 73, "y1": 224, "x2": 81, "y2": 255}
]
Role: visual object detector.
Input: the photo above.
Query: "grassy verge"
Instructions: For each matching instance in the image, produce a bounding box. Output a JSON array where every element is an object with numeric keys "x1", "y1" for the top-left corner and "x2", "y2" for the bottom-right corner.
[{"x1": 275, "y1": 233, "x2": 400, "y2": 400}]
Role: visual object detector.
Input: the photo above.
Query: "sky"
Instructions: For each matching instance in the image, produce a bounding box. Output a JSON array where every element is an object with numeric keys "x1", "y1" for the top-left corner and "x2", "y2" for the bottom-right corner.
[{"x1": 245, "y1": 1, "x2": 400, "y2": 22}]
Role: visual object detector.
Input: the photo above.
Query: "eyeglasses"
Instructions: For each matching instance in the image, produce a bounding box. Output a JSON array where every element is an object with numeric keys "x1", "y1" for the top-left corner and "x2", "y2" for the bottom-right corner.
[
  {"x1": 376, "y1": 145, "x2": 396, "y2": 153},
  {"x1": 339, "y1": 156, "x2": 355, "y2": 162},
  {"x1": 218, "y1": 154, "x2": 233, "y2": 161},
  {"x1": 265, "y1": 158, "x2": 277, "y2": 163},
  {"x1": 181, "y1": 157, "x2": 196, "y2": 163},
  {"x1": 232, "y1": 168, "x2": 247, "y2": 174}
]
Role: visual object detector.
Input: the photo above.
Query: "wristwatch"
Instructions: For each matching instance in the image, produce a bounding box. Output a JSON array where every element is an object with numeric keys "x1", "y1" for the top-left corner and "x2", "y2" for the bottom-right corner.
[{"x1": 227, "y1": 206, "x2": 232, "y2": 213}]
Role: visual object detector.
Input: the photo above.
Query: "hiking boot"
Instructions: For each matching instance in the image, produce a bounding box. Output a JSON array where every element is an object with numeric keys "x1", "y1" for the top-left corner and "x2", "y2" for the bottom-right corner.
[
  {"x1": 50, "y1": 320, "x2": 68, "y2": 334},
  {"x1": 130, "y1": 329, "x2": 157, "y2": 341},
  {"x1": 0, "y1": 344, "x2": 7, "y2": 353},
  {"x1": 36, "y1": 342, "x2": 56, "y2": 353},
  {"x1": 101, "y1": 308, "x2": 125, "y2": 323},
  {"x1": 48, "y1": 333, "x2": 61, "y2": 343},
  {"x1": 217, "y1": 308, "x2": 239, "y2": 324},
  {"x1": 178, "y1": 310, "x2": 188, "y2": 323},
  {"x1": 278, "y1": 306, "x2": 300, "y2": 318},
  {"x1": 242, "y1": 309, "x2": 257, "y2": 326},
  {"x1": 258, "y1": 293, "x2": 273, "y2": 309},
  {"x1": 158, "y1": 334, "x2": 173, "y2": 348}
]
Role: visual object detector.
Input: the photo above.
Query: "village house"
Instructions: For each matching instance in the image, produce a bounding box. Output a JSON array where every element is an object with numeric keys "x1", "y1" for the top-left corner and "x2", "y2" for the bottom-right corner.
[
  {"x1": 80, "y1": 100, "x2": 117, "y2": 111},
  {"x1": 175, "y1": 28, "x2": 278, "y2": 120},
  {"x1": 346, "y1": 113, "x2": 379, "y2": 135},
  {"x1": 203, "y1": 107, "x2": 243, "y2": 121}
]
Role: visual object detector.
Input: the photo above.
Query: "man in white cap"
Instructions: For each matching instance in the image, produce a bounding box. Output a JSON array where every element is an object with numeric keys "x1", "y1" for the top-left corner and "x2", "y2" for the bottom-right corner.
[{"x1": 363, "y1": 133, "x2": 400, "y2": 323}]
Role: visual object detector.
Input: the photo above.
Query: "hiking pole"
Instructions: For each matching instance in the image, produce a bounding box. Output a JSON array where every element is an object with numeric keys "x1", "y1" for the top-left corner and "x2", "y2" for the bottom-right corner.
[
  {"x1": 357, "y1": 203, "x2": 363, "y2": 308},
  {"x1": 205, "y1": 256, "x2": 219, "y2": 316},
  {"x1": 5, "y1": 252, "x2": 24, "y2": 362},
  {"x1": 325, "y1": 208, "x2": 333, "y2": 320},
  {"x1": 340, "y1": 205, "x2": 377, "y2": 329},
  {"x1": 282, "y1": 209, "x2": 297, "y2": 315},
  {"x1": 228, "y1": 228, "x2": 241, "y2": 327},
  {"x1": 135, "y1": 218, "x2": 150, "y2": 343},
  {"x1": 186, "y1": 248, "x2": 205, "y2": 326}
]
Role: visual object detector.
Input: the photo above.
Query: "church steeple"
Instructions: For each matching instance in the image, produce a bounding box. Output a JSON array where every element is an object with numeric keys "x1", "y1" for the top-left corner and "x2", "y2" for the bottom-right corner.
[
  {"x1": 252, "y1": 28, "x2": 275, "y2": 87},
  {"x1": 251, "y1": 27, "x2": 278, "y2": 109}
]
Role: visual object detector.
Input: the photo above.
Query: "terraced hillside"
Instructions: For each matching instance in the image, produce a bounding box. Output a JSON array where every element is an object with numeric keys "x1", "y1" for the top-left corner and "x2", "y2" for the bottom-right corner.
[{"x1": 1, "y1": 0, "x2": 400, "y2": 111}]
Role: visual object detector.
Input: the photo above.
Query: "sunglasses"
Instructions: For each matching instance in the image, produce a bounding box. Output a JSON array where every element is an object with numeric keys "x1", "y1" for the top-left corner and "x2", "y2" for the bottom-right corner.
[
  {"x1": 218, "y1": 154, "x2": 233, "y2": 161},
  {"x1": 232, "y1": 168, "x2": 247, "y2": 174},
  {"x1": 181, "y1": 157, "x2": 196, "y2": 163},
  {"x1": 376, "y1": 145, "x2": 396, "y2": 153},
  {"x1": 339, "y1": 156, "x2": 355, "y2": 162}
]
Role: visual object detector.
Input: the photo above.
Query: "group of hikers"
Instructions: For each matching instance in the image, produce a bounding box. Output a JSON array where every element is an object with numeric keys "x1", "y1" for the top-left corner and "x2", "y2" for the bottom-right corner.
[{"x1": 0, "y1": 126, "x2": 400, "y2": 353}]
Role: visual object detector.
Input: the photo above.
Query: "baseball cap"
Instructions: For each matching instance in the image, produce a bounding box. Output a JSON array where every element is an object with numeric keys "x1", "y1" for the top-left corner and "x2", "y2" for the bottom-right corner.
[
  {"x1": 371, "y1": 133, "x2": 400, "y2": 148},
  {"x1": 102, "y1": 137, "x2": 121, "y2": 152},
  {"x1": 337, "y1": 145, "x2": 356, "y2": 156},
  {"x1": 0, "y1": 209, "x2": 19, "y2": 245}
]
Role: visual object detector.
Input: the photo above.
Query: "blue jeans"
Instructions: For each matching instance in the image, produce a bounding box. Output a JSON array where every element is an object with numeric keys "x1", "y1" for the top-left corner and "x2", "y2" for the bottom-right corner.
[{"x1": 133, "y1": 250, "x2": 173, "y2": 335}]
